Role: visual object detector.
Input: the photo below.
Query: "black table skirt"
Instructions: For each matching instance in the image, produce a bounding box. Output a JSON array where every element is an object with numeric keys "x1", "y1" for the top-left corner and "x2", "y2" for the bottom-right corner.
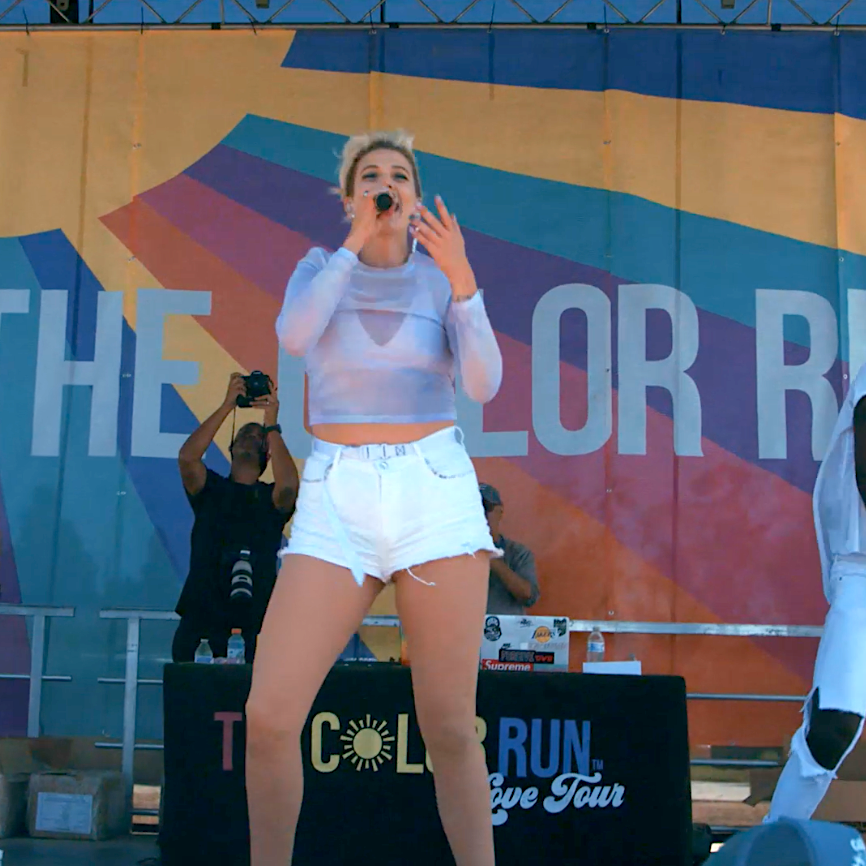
[{"x1": 160, "y1": 662, "x2": 692, "y2": 866}]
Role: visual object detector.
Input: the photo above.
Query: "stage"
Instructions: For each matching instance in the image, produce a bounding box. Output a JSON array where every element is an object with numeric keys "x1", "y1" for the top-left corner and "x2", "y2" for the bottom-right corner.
[
  {"x1": 0, "y1": 787, "x2": 800, "y2": 864},
  {"x1": 0, "y1": 835, "x2": 159, "y2": 865}
]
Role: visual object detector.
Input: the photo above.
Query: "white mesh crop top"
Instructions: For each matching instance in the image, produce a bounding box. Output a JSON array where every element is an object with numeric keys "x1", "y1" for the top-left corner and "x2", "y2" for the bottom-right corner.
[{"x1": 275, "y1": 246, "x2": 503, "y2": 425}]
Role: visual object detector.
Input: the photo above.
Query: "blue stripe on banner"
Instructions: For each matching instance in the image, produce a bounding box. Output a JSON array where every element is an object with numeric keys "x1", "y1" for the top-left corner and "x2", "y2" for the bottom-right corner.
[
  {"x1": 220, "y1": 116, "x2": 865, "y2": 357},
  {"x1": 16, "y1": 230, "x2": 228, "y2": 583},
  {"x1": 0, "y1": 236, "x2": 178, "y2": 607},
  {"x1": 282, "y1": 30, "x2": 859, "y2": 118}
]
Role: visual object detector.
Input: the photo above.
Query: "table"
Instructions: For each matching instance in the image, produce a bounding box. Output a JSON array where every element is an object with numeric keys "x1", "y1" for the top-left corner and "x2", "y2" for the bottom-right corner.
[{"x1": 159, "y1": 663, "x2": 692, "y2": 866}]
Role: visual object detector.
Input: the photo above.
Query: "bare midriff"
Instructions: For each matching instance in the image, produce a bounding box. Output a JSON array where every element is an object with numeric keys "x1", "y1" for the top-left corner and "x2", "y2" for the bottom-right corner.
[{"x1": 311, "y1": 420, "x2": 454, "y2": 446}]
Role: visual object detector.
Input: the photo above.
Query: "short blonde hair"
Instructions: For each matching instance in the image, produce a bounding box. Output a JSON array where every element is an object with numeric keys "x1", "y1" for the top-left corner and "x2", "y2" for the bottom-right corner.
[{"x1": 337, "y1": 130, "x2": 422, "y2": 199}]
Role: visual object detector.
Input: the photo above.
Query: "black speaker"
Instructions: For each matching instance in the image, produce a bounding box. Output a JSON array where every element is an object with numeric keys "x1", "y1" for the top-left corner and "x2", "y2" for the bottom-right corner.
[{"x1": 692, "y1": 823, "x2": 712, "y2": 864}]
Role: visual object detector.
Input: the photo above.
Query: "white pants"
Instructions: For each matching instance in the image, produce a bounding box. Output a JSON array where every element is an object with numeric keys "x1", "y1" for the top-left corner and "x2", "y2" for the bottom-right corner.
[{"x1": 766, "y1": 559, "x2": 866, "y2": 822}]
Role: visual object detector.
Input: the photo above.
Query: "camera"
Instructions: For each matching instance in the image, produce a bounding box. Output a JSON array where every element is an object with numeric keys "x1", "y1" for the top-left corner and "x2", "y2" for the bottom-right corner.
[
  {"x1": 229, "y1": 549, "x2": 253, "y2": 603},
  {"x1": 237, "y1": 370, "x2": 272, "y2": 408}
]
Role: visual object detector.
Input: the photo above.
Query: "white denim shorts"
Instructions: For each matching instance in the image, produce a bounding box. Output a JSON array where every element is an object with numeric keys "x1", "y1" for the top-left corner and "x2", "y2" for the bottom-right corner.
[{"x1": 283, "y1": 426, "x2": 498, "y2": 584}]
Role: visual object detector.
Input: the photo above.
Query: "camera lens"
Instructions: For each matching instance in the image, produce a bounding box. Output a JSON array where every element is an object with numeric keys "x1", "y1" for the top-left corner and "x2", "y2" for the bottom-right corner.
[{"x1": 230, "y1": 556, "x2": 253, "y2": 602}]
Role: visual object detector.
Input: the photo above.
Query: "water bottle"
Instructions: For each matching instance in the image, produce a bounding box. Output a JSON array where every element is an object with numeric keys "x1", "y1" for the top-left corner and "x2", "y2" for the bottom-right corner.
[
  {"x1": 227, "y1": 629, "x2": 246, "y2": 664},
  {"x1": 587, "y1": 627, "x2": 605, "y2": 662},
  {"x1": 194, "y1": 638, "x2": 214, "y2": 664}
]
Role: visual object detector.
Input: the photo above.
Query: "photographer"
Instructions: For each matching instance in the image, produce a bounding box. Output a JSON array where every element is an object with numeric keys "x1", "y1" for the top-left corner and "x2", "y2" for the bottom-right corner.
[{"x1": 172, "y1": 372, "x2": 299, "y2": 663}]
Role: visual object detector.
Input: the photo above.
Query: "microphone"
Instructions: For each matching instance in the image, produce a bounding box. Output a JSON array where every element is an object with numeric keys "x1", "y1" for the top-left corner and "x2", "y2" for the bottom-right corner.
[{"x1": 374, "y1": 191, "x2": 394, "y2": 212}]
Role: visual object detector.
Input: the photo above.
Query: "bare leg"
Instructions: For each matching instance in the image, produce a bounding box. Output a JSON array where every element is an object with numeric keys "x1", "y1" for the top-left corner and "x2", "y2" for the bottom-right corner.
[
  {"x1": 394, "y1": 554, "x2": 494, "y2": 866},
  {"x1": 246, "y1": 555, "x2": 382, "y2": 866}
]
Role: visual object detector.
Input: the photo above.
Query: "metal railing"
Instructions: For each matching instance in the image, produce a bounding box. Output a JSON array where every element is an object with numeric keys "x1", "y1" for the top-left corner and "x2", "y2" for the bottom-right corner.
[
  {"x1": 96, "y1": 607, "x2": 823, "y2": 798},
  {"x1": 0, "y1": 603, "x2": 75, "y2": 737},
  {"x1": 570, "y1": 618, "x2": 817, "y2": 768},
  {"x1": 95, "y1": 609, "x2": 181, "y2": 806},
  {"x1": 1, "y1": 603, "x2": 811, "y2": 831}
]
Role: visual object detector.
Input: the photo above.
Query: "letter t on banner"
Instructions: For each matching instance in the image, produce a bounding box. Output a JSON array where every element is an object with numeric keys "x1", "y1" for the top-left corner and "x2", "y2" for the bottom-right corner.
[
  {"x1": 214, "y1": 712, "x2": 243, "y2": 771},
  {"x1": 32, "y1": 290, "x2": 123, "y2": 457}
]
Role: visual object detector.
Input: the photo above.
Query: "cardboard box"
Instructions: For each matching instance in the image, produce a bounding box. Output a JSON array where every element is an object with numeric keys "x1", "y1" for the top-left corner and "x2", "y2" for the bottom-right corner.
[
  {"x1": 814, "y1": 781, "x2": 866, "y2": 824},
  {"x1": 0, "y1": 773, "x2": 28, "y2": 838},
  {"x1": 480, "y1": 614, "x2": 570, "y2": 672},
  {"x1": 0, "y1": 737, "x2": 45, "y2": 839},
  {"x1": 0, "y1": 735, "x2": 163, "y2": 786},
  {"x1": 27, "y1": 770, "x2": 126, "y2": 841},
  {"x1": 749, "y1": 735, "x2": 866, "y2": 823}
]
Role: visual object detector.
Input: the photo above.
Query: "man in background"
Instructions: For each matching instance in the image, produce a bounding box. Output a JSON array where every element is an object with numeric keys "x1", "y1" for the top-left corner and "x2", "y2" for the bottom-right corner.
[
  {"x1": 480, "y1": 483, "x2": 540, "y2": 615},
  {"x1": 173, "y1": 372, "x2": 298, "y2": 662}
]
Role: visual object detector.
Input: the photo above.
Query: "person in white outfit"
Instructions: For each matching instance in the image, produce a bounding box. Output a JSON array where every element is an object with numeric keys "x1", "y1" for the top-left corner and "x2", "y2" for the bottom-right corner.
[{"x1": 766, "y1": 362, "x2": 866, "y2": 821}]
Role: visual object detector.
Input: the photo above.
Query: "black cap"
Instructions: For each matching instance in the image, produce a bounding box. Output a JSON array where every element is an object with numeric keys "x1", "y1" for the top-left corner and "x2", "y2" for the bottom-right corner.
[
  {"x1": 479, "y1": 483, "x2": 502, "y2": 507},
  {"x1": 705, "y1": 818, "x2": 863, "y2": 865}
]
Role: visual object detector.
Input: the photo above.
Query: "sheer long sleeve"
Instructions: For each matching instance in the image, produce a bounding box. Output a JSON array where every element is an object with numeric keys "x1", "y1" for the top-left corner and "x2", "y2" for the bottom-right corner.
[
  {"x1": 445, "y1": 291, "x2": 502, "y2": 404},
  {"x1": 855, "y1": 395, "x2": 866, "y2": 509},
  {"x1": 275, "y1": 247, "x2": 358, "y2": 356}
]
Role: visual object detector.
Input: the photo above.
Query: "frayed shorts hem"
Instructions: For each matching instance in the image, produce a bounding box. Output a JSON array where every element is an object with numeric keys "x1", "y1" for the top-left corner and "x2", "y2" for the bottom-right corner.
[{"x1": 282, "y1": 543, "x2": 498, "y2": 584}]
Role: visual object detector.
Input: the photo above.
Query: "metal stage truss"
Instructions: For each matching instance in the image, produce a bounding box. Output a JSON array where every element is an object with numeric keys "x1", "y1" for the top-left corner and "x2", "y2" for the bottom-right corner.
[{"x1": 1, "y1": 0, "x2": 865, "y2": 31}]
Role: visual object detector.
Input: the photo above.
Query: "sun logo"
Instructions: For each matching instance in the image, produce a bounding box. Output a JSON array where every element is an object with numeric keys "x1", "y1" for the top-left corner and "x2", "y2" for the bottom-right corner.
[{"x1": 340, "y1": 715, "x2": 395, "y2": 771}]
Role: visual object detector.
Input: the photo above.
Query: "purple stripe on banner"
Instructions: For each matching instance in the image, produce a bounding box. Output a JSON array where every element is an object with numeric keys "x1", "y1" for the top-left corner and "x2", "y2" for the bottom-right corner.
[
  {"x1": 139, "y1": 173, "x2": 310, "y2": 302},
  {"x1": 463, "y1": 230, "x2": 836, "y2": 494},
  {"x1": 187, "y1": 144, "x2": 830, "y2": 493},
  {"x1": 186, "y1": 145, "x2": 347, "y2": 251}
]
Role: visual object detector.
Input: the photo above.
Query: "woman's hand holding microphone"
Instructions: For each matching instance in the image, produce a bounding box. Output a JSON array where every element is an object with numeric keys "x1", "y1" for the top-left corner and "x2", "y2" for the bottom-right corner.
[{"x1": 343, "y1": 189, "x2": 387, "y2": 256}]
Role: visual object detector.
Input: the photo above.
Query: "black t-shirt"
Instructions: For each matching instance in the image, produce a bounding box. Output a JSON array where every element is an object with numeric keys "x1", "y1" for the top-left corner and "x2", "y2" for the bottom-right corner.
[{"x1": 176, "y1": 469, "x2": 292, "y2": 633}]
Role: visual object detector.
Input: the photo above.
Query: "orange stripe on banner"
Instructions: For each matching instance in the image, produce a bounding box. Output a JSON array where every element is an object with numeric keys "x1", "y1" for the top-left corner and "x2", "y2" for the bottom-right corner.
[
  {"x1": 474, "y1": 454, "x2": 807, "y2": 746},
  {"x1": 102, "y1": 198, "x2": 280, "y2": 377},
  {"x1": 481, "y1": 333, "x2": 825, "y2": 630}
]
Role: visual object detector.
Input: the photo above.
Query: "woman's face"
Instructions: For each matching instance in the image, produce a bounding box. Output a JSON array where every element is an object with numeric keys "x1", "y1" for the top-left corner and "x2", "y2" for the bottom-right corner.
[{"x1": 346, "y1": 147, "x2": 419, "y2": 235}]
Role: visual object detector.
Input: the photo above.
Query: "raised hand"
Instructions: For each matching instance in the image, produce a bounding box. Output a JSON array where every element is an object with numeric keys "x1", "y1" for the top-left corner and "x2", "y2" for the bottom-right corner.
[
  {"x1": 251, "y1": 388, "x2": 280, "y2": 427},
  {"x1": 223, "y1": 372, "x2": 246, "y2": 409},
  {"x1": 411, "y1": 195, "x2": 471, "y2": 285}
]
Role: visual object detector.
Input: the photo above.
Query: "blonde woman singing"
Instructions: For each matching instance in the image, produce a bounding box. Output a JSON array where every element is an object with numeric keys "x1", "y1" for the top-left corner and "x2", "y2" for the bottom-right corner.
[{"x1": 245, "y1": 130, "x2": 503, "y2": 865}]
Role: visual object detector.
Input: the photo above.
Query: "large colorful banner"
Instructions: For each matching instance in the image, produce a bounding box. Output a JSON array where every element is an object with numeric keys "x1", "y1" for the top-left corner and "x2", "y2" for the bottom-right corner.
[{"x1": 0, "y1": 29, "x2": 863, "y2": 748}]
